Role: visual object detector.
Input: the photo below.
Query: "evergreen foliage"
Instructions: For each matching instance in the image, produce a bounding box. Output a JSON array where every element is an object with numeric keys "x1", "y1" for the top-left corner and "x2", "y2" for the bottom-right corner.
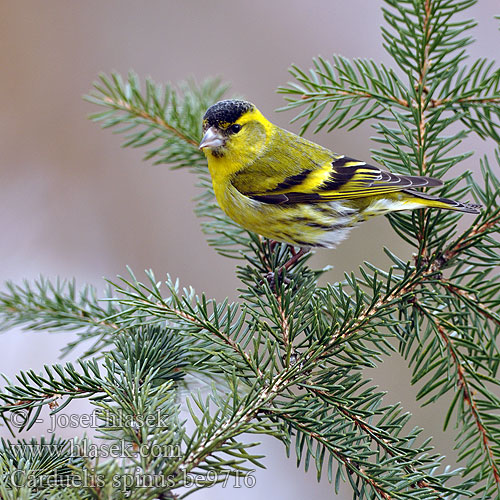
[{"x1": 0, "y1": 1, "x2": 499, "y2": 498}]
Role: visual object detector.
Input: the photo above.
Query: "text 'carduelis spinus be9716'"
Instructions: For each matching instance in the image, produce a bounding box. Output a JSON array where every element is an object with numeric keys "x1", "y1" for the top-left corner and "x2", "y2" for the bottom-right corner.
[{"x1": 199, "y1": 99, "x2": 480, "y2": 249}]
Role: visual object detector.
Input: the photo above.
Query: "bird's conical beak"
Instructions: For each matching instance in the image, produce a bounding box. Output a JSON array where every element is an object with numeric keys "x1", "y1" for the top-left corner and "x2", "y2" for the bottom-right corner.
[{"x1": 199, "y1": 127, "x2": 224, "y2": 150}]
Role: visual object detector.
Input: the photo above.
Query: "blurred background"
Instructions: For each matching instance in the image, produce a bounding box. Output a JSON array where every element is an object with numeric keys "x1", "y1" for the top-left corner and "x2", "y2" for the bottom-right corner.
[{"x1": 0, "y1": 2, "x2": 498, "y2": 498}]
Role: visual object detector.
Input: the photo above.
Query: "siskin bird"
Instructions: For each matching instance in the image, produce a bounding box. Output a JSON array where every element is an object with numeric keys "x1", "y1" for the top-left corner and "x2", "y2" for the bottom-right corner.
[{"x1": 199, "y1": 99, "x2": 480, "y2": 250}]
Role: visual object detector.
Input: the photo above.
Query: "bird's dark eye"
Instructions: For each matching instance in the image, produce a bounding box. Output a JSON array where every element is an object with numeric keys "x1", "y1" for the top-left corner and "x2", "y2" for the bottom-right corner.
[{"x1": 229, "y1": 124, "x2": 242, "y2": 134}]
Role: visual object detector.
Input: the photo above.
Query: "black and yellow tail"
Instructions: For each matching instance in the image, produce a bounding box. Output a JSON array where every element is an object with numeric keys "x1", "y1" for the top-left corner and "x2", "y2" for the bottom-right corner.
[{"x1": 403, "y1": 189, "x2": 481, "y2": 214}]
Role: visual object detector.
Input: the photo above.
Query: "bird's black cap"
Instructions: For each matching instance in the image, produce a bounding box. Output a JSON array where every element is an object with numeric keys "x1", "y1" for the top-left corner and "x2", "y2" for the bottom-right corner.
[{"x1": 203, "y1": 99, "x2": 254, "y2": 128}]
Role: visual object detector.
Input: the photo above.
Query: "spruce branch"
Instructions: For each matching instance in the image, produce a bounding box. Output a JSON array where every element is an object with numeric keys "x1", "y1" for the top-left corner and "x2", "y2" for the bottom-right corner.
[
  {"x1": 86, "y1": 73, "x2": 227, "y2": 169},
  {"x1": 0, "y1": 435, "x2": 85, "y2": 495},
  {"x1": 106, "y1": 270, "x2": 262, "y2": 380},
  {"x1": 278, "y1": 56, "x2": 412, "y2": 133},
  {"x1": 430, "y1": 315, "x2": 500, "y2": 486},
  {"x1": 87, "y1": 73, "x2": 251, "y2": 258},
  {"x1": 98, "y1": 269, "x2": 466, "y2": 498},
  {"x1": 316, "y1": 198, "x2": 500, "y2": 495},
  {"x1": 279, "y1": 2, "x2": 499, "y2": 493},
  {"x1": 0, "y1": 278, "x2": 124, "y2": 357},
  {"x1": 0, "y1": 258, "x2": 456, "y2": 497},
  {"x1": 280, "y1": 1, "x2": 499, "y2": 263}
]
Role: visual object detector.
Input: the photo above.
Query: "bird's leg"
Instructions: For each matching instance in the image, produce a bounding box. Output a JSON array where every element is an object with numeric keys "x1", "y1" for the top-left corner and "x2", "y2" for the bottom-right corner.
[
  {"x1": 264, "y1": 246, "x2": 309, "y2": 288},
  {"x1": 268, "y1": 240, "x2": 279, "y2": 251},
  {"x1": 283, "y1": 247, "x2": 308, "y2": 270}
]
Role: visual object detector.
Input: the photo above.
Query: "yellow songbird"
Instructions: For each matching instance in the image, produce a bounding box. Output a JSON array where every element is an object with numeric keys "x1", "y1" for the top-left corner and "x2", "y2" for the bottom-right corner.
[{"x1": 199, "y1": 99, "x2": 480, "y2": 249}]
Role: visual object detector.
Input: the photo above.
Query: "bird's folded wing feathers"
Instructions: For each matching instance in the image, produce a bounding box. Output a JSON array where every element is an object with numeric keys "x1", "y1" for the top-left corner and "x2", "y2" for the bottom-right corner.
[{"x1": 238, "y1": 156, "x2": 442, "y2": 205}]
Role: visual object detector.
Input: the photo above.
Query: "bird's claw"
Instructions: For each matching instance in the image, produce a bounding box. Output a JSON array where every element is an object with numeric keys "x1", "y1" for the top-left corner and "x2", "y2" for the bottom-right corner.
[{"x1": 262, "y1": 270, "x2": 291, "y2": 290}]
